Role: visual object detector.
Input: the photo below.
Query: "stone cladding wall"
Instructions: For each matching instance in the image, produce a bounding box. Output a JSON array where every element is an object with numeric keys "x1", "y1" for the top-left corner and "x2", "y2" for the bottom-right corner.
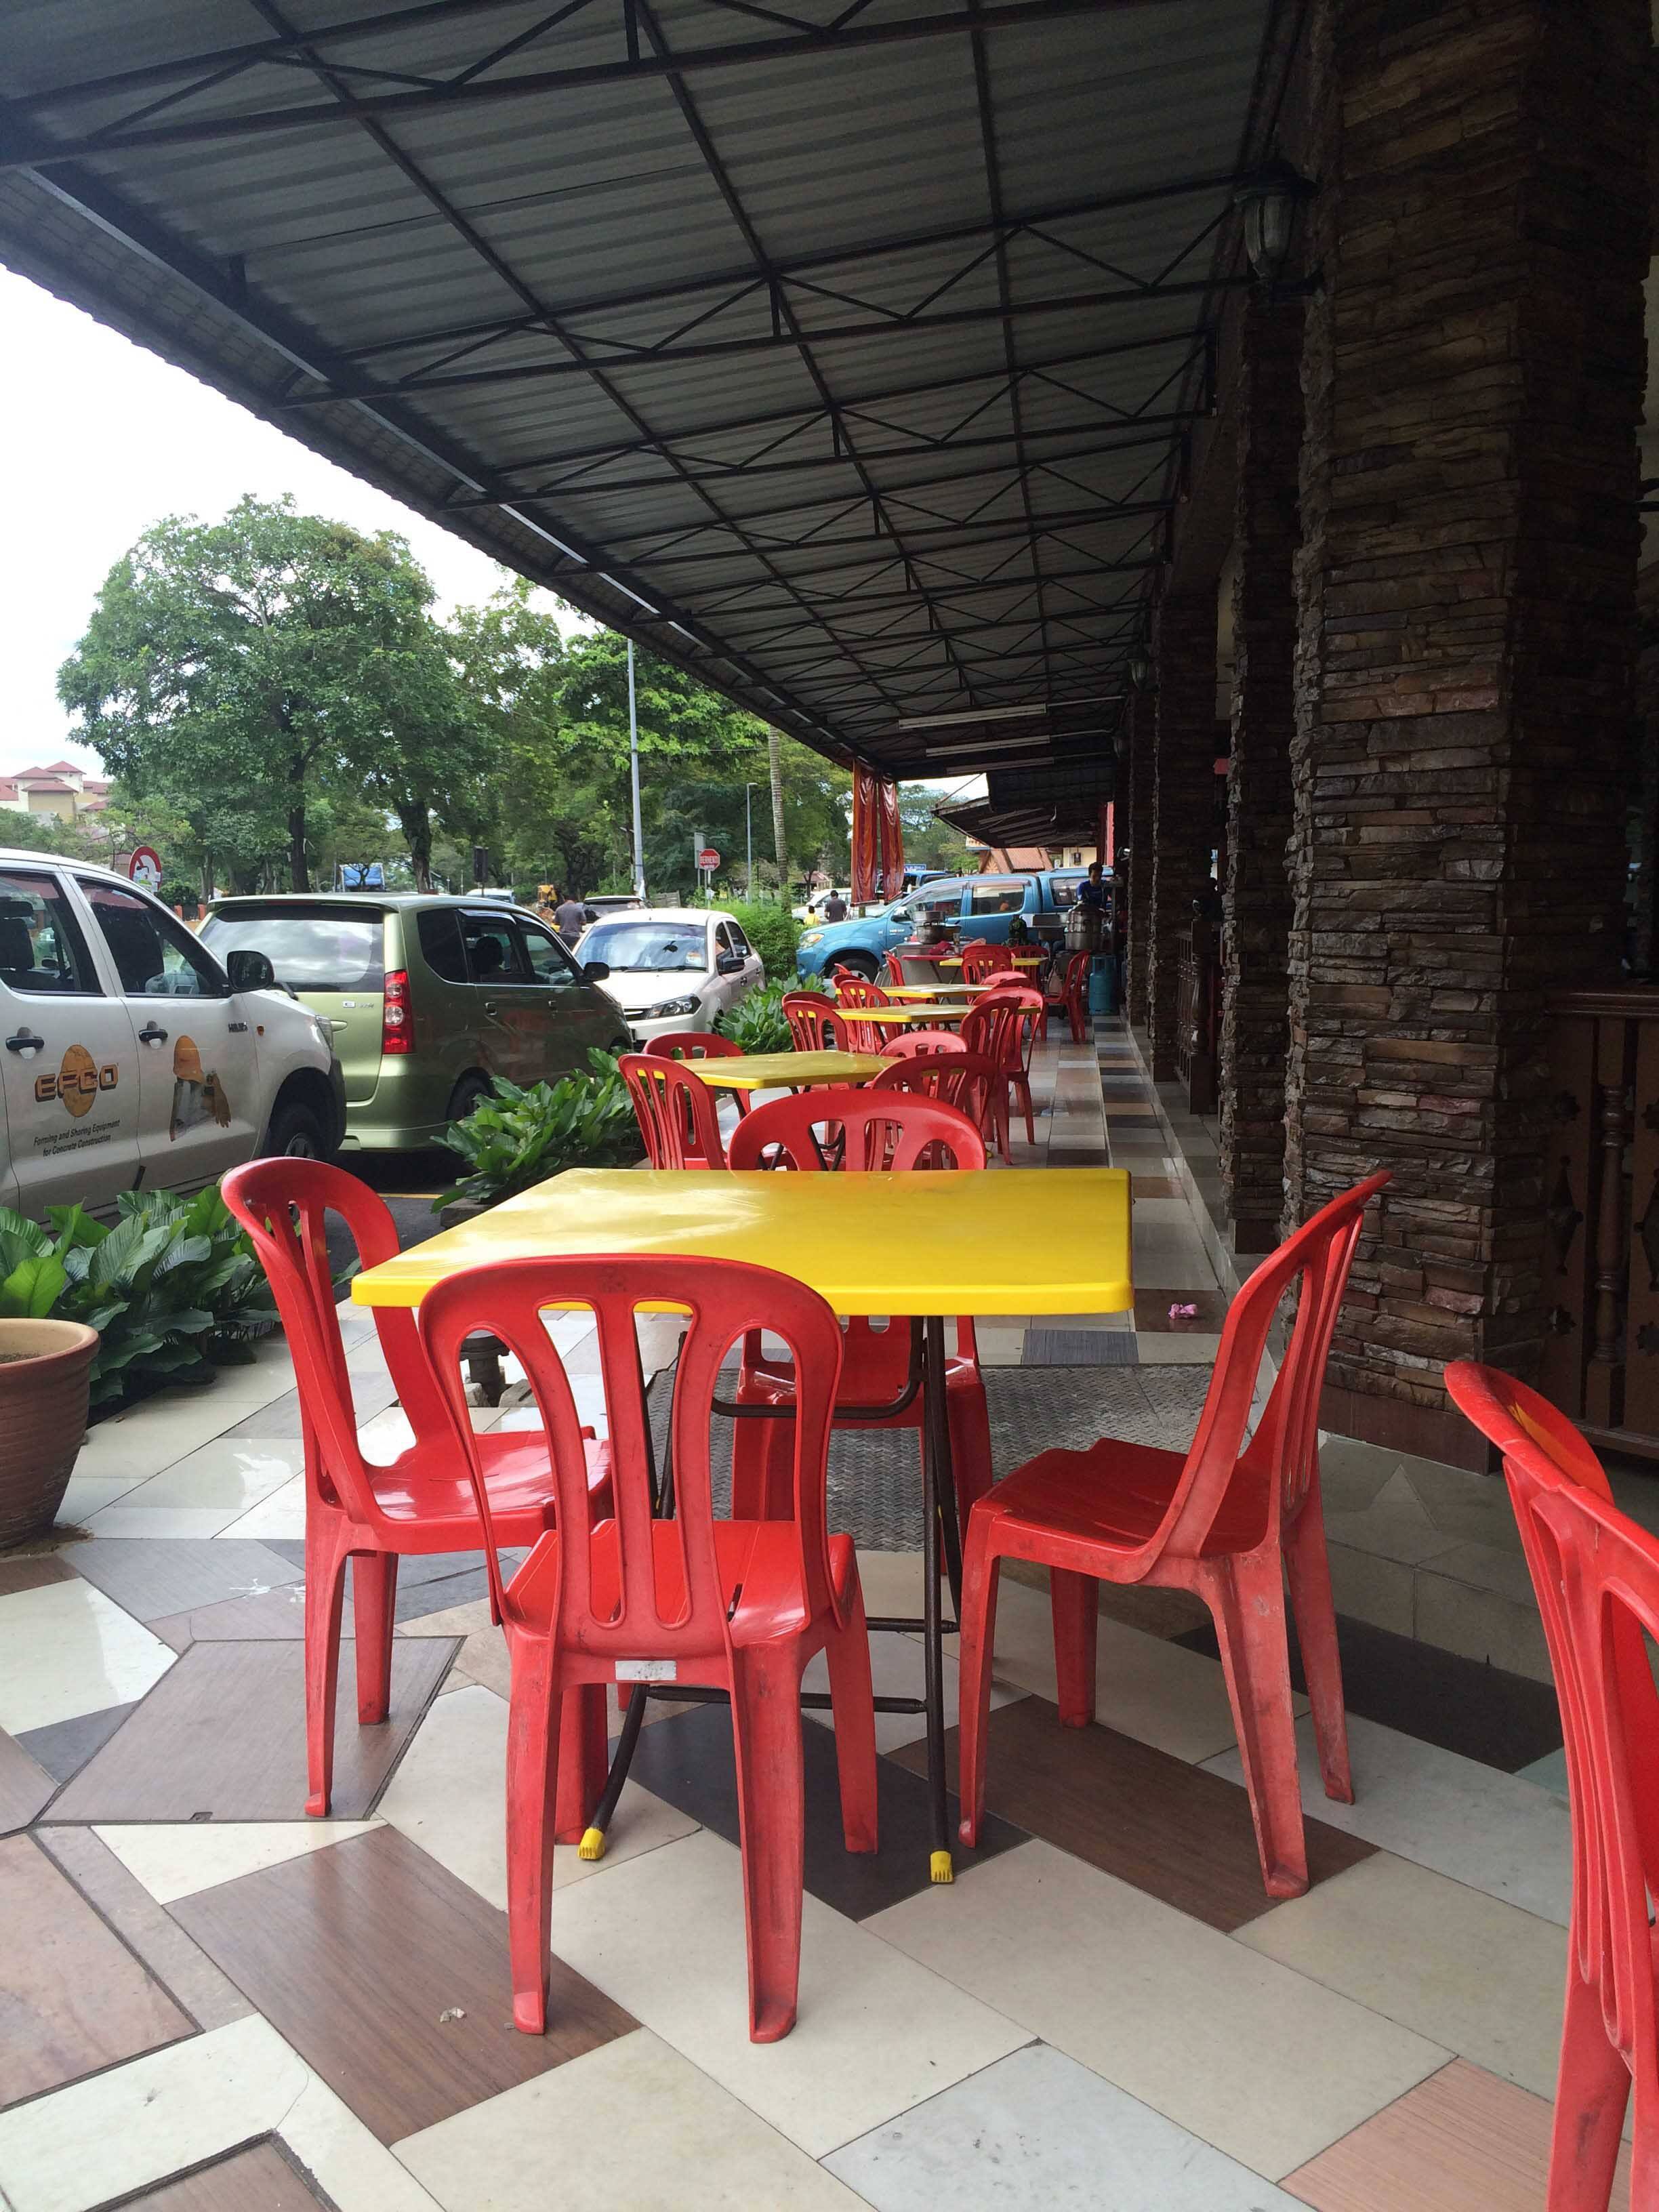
[
  {"x1": 1149, "y1": 592, "x2": 1220, "y2": 1077},
  {"x1": 1285, "y1": 0, "x2": 1649, "y2": 1462},
  {"x1": 1123, "y1": 687, "x2": 1156, "y2": 1027},
  {"x1": 1221, "y1": 291, "x2": 1304, "y2": 1250}
]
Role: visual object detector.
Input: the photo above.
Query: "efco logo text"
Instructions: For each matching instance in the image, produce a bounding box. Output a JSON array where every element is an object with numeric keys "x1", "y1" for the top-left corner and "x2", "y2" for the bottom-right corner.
[{"x1": 35, "y1": 1044, "x2": 119, "y2": 1119}]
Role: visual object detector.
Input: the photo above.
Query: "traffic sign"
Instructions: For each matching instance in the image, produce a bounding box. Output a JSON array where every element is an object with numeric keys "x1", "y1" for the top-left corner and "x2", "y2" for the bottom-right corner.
[
  {"x1": 697, "y1": 847, "x2": 720, "y2": 871},
  {"x1": 128, "y1": 845, "x2": 163, "y2": 893}
]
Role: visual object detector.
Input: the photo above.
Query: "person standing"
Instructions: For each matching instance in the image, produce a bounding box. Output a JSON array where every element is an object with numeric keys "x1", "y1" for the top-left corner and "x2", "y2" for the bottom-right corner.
[
  {"x1": 554, "y1": 888, "x2": 588, "y2": 946},
  {"x1": 821, "y1": 888, "x2": 849, "y2": 924}
]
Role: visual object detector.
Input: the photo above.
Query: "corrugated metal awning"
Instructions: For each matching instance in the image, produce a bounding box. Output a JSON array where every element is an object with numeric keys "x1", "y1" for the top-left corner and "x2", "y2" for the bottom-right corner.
[{"x1": 0, "y1": 0, "x2": 1290, "y2": 779}]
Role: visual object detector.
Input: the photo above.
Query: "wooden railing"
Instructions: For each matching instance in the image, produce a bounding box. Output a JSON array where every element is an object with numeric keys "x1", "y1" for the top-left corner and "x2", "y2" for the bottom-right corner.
[
  {"x1": 1174, "y1": 913, "x2": 1219, "y2": 1116},
  {"x1": 1542, "y1": 987, "x2": 1659, "y2": 1461}
]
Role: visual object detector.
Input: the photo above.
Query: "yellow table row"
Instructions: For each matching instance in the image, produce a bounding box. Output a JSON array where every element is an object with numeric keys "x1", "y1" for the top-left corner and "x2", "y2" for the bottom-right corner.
[
  {"x1": 689, "y1": 1048, "x2": 886, "y2": 1092},
  {"x1": 354, "y1": 1165, "x2": 1133, "y2": 1878}
]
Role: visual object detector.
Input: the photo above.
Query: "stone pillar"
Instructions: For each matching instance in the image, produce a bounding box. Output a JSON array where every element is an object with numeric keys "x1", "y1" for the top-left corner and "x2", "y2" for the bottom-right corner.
[
  {"x1": 1285, "y1": 0, "x2": 1648, "y2": 1465},
  {"x1": 1149, "y1": 592, "x2": 1218, "y2": 1078},
  {"x1": 1122, "y1": 689, "x2": 1155, "y2": 1027},
  {"x1": 1221, "y1": 292, "x2": 1303, "y2": 1252}
]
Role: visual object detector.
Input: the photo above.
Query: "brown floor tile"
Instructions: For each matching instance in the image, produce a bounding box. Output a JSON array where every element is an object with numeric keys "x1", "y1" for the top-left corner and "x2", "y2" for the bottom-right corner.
[
  {"x1": 0, "y1": 1832, "x2": 193, "y2": 2106},
  {"x1": 0, "y1": 1555, "x2": 80, "y2": 1597},
  {"x1": 1128, "y1": 1174, "x2": 1183, "y2": 1199},
  {"x1": 172, "y1": 1826, "x2": 635, "y2": 2144},
  {"x1": 1134, "y1": 1285, "x2": 1232, "y2": 1332},
  {"x1": 36, "y1": 1826, "x2": 253, "y2": 2031},
  {"x1": 891, "y1": 1701, "x2": 1373, "y2": 1933},
  {"x1": 0, "y1": 1726, "x2": 57, "y2": 1833},
  {"x1": 1282, "y1": 2058, "x2": 1633, "y2": 2211},
  {"x1": 124, "y1": 2140, "x2": 326, "y2": 2208},
  {"x1": 68, "y1": 1539, "x2": 304, "y2": 1623},
  {"x1": 45, "y1": 1638, "x2": 456, "y2": 1824},
  {"x1": 150, "y1": 1584, "x2": 311, "y2": 1650}
]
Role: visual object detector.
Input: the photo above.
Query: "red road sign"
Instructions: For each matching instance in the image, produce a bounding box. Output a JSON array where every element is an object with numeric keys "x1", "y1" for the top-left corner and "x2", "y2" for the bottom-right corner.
[
  {"x1": 128, "y1": 845, "x2": 163, "y2": 892},
  {"x1": 697, "y1": 847, "x2": 720, "y2": 870}
]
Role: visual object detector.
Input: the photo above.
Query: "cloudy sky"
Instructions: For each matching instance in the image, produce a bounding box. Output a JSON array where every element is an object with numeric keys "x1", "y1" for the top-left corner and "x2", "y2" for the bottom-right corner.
[{"x1": 0, "y1": 268, "x2": 547, "y2": 774}]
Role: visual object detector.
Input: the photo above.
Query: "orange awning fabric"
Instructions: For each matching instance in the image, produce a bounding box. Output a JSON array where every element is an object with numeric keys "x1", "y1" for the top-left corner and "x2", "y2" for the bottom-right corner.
[{"x1": 852, "y1": 769, "x2": 905, "y2": 903}]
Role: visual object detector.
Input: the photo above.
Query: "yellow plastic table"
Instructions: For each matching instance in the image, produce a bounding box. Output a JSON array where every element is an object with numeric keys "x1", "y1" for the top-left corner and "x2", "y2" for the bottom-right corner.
[
  {"x1": 885, "y1": 982, "x2": 998, "y2": 999},
  {"x1": 839, "y1": 1004, "x2": 975, "y2": 1026},
  {"x1": 355, "y1": 1166, "x2": 1132, "y2": 1878},
  {"x1": 683, "y1": 1048, "x2": 885, "y2": 1091}
]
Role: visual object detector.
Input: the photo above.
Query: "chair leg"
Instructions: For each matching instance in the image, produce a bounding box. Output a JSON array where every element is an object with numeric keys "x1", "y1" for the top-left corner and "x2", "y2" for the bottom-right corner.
[
  {"x1": 1284, "y1": 1493, "x2": 1353, "y2": 1804},
  {"x1": 955, "y1": 1534, "x2": 1000, "y2": 1848},
  {"x1": 1015, "y1": 1072, "x2": 1035, "y2": 1145},
  {"x1": 1206, "y1": 1552, "x2": 1308, "y2": 1898},
  {"x1": 351, "y1": 1552, "x2": 398, "y2": 1725},
  {"x1": 553, "y1": 1683, "x2": 608, "y2": 1845},
  {"x1": 1549, "y1": 1966, "x2": 1632, "y2": 2211},
  {"x1": 1050, "y1": 1569, "x2": 1098, "y2": 1728},
  {"x1": 945, "y1": 1373, "x2": 994, "y2": 1522},
  {"x1": 303, "y1": 1513, "x2": 350, "y2": 1818},
  {"x1": 823, "y1": 1584, "x2": 879, "y2": 1855},
  {"x1": 504, "y1": 1633, "x2": 562, "y2": 2036},
  {"x1": 729, "y1": 1643, "x2": 806, "y2": 2042}
]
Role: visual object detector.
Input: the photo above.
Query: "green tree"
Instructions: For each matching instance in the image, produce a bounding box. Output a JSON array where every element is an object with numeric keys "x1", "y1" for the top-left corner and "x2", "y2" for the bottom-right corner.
[
  {"x1": 58, "y1": 495, "x2": 451, "y2": 892},
  {"x1": 899, "y1": 786, "x2": 977, "y2": 874}
]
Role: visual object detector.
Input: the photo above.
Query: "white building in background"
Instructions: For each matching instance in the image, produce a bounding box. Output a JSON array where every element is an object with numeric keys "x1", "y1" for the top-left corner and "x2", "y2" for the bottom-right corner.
[{"x1": 0, "y1": 759, "x2": 112, "y2": 823}]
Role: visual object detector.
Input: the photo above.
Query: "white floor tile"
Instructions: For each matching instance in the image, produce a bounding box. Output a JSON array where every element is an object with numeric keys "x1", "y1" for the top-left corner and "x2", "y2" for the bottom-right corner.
[
  {"x1": 544, "y1": 1828, "x2": 1031, "y2": 2156},
  {"x1": 396, "y1": 2029, "x2": 866, "y2": 2210},
  {"x1": 96, "y1": 1818, "x2": 381, "y2": 1904},
  {"x1": 216, "y1": 1475, "x2": 306, "y2": 1541},
  {"x1": 1235, "y1": 1852, "x2": 1570, "y2": 2100},
  {"x1": 119, "y1": 1440, "x2": 302, "y2": 1513},
  {"x1": 74, "y1": 1394, "x2": 266, "y2": 1479},
  {"x1": 825, "y1": 2041, "x2": 1305, "y2": 2209},
  {"x1": 53, "y1": 1473, "x2": 146, "y2": 1525},
  {"x1": 1134, "y1": 1333, "x2": 1224, "y2": 1365},
  {"x1": 867, "y1": 1839, "x2": 1446, "y2": 2180},
  {"x1": 1202, "y1": 1711, "x2": 1574, "y2": 1925},
  {"x1": 0, "y1": 1577, "x2": 175, "y2": 1734},
  {"x1": 376, "y1": 1683, "x2": 697, "y2": 1902},
  {"x1": 0, "y1": 2013, "x2": 443, "y2": 2212},
  {"x1": 800, "y1": 1631, "x2": 1021, "y2": 1753},
  {"x1": 81, "y1": 1504, "x2": 245, "y2": 1539}
]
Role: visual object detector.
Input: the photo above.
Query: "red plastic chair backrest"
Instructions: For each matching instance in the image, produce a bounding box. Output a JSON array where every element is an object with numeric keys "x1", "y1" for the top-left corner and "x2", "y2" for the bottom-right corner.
[
  {"x1": 1446, "y1": 1362, "x2": 1659, "y2": 2085},
  {"x1": 884, "y1": 952, "x2": 909, "y2": 987},
  {"x1": 877, "y1": 1030, "x2": 968, "y2": 1061},
  {"x1": 728, "y1": 1088, "x2": 986, "y2": 1172},
  {"x1": 619, "y1": 1053, "x2": 726, "y2": 1169},
  {"x1": 420, "y1": 1254, "x2": 848, "y2": 1643},
  {"x1": 961, "y1": 986, "x2": 1043, "y2": 1074},
  {"x1": 872, "y1": 1050, "x2": 998, "y2": 1139},
  {"x1": 1147, "y1": 1172, "x2": 1391, "y2": 1567},
  {"x1": 222, "y1": 1158, "x2": 444, "y2": 1532},
  {"x1": 644, "y1": 1031, "x2": 745, "y2": 1064},
  {"x1": 1052, "y1": 949, "x2": 1090, "y2": 1002},
  {"x1": 834, "y1": 974, "x2": 889, "y2": 1009},
  {"x1": 961, "y1": 941, "x2": 1013, "y2": 983},
  {"x1": 782, "y1": 994, "x2": 851, "y2": 1052}
]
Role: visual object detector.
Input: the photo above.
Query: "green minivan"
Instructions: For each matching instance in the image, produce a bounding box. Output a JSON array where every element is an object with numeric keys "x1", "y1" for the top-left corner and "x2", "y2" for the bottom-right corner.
[{"x1": 199, "y1": 895, "x2": 631, "y2": 1151}]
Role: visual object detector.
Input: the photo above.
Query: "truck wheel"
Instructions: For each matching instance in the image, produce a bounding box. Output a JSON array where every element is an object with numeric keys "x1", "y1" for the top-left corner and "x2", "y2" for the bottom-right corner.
[
  {"x1": 263, "y1": 1093, "x2": 331, "y2": 1161},
  {"x1": 833, "y1": 951, "x2": 880, "y2": 981}
]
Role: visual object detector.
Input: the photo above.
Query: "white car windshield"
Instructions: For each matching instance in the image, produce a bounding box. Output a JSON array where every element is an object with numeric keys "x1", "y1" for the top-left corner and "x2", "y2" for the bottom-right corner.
[{"x1": 583, "y1": 922, "x2": 708, "y2": 972}]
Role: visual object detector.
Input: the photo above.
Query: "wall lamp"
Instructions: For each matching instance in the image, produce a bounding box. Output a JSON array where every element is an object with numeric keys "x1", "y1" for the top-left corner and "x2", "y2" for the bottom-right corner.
[{"x1": 1232, "y1": 160, "x2": 1319, "y2": 292}]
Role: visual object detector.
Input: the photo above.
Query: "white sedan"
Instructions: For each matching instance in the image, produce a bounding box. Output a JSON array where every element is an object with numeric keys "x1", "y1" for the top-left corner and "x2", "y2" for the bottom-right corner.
[{"x1": 577, "y1": 906, "x2": 764, "y2": 1044}]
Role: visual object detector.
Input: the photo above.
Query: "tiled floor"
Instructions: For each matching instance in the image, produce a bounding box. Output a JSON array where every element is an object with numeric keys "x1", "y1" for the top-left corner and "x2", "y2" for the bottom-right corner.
[{"x1": 0, "y1": 1021, "x2": 1608, "y2": 2208}]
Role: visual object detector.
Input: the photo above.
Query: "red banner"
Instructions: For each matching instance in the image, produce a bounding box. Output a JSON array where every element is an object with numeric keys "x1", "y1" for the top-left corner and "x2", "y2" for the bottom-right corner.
[{"x1": 852, "y1": 770, "x2": 906, "y2": 904}]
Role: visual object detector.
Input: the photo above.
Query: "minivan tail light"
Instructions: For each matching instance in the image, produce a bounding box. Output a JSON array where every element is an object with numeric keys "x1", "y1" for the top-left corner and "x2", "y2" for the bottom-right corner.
[{"x1": 382, "y1": 968, "x2": 412, "y2": 1055}]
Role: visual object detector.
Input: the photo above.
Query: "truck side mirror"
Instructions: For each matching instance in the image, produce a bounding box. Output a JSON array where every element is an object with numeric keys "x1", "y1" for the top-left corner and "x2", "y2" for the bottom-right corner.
[{"x1": 226, "y1": 948, "x2": 276, "y2": 991}]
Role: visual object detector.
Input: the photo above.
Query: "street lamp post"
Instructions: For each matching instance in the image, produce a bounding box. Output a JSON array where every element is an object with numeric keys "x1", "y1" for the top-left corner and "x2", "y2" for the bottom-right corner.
[
  {"x1": 743, "y1": 781, "x2": 758, "y2": 894},
  {"x1": 626, "y1": 638, "x2": 646, "y2": 902}
]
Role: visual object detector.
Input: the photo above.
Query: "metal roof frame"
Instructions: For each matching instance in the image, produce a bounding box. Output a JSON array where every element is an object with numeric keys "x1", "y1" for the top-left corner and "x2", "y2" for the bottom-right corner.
[{"x1": 0, "y1": 0, "x2": 1297, "y2": 780}]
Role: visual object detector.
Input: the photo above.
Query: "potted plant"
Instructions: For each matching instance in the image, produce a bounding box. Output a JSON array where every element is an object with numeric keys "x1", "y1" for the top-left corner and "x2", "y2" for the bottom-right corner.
[{"x1": 0, "y1": 1317, "x2": 98, "y2": 1543}]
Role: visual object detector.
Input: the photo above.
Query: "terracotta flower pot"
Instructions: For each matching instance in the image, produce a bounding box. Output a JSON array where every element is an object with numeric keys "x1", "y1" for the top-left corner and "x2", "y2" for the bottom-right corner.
[{"x1": 0, "y1": 1319, "x2": 99, "y2": 1544}]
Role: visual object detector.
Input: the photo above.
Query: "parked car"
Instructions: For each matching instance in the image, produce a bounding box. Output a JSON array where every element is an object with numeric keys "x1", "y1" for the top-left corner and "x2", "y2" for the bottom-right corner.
[
  {"x1": 794, "y1": 867, "x2": 1094, "y2": 979},
  {"x1": 199, "y1": 894, "x2": 629, "y2": 1151},
  {"x1": 0, "y1": 848, "x2": 344, "y2": 1217},
  {"x1": 577, "y1": 905, "x2": 764, "y2": 1044}
]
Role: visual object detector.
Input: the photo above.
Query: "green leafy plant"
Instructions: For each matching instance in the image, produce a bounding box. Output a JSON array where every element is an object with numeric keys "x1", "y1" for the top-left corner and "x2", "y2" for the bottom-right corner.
[
  {"x1": 726, "y1": 899, "x2": 800, "y2": 982},
  {"x1": 716, "y1": 975, "x2": 828, "y2": 1056},
  {"x1": 0, "y1": 1185, "x2": 288, "y2": 1406},
  {"x1": 434, "y1": 1048, "x2": 644, "y2": 1210}
]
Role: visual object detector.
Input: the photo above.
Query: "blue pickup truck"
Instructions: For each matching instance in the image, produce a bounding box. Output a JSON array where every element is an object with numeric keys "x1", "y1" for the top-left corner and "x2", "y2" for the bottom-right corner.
[{"x1": 795, "y1": 867, "x2": 1095, "y2": 981}]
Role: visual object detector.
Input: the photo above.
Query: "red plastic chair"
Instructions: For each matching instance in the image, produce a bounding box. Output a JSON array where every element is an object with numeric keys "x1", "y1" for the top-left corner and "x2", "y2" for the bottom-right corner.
[
  {"x1": 726, "y1": 1092, "x2": 993, "y2": 1528},
  {"x1": 873, "y1": 1049, "x2": 999, "y2": 1151},
  {"x1": 221, "y1": 1158, "x2": 613, "y2": 1824},
  {"x1": 645, "y1": 1029, "x2": 751, "y2": 1115},
  {"x1": 884, "y1": 951, "x2": 910, "y2": 987},
  {"x1": 1044, "y1": 949, "x2": 1092, "y2": 1044},
  {"x1": 1446, "y1": 1361, "x2": 1652, "y2": 2211},
  {"x1": 960, "y1": 940, "x2": 1013, "y2": 984},
  {"x1": 957, "y1": 1171, "x2": 1390, "y2": 1899},
  {"x1": 619, "y1": 1052, "x2": 727, "y2": 1168},
  {"x1": 419, "y1": 1254, "x2": 878, "y2": 2043},
  {"x1": 960, "y1": 986, "x2": 1044, "y2": 1156},
  {"x1": 782, "y1": 992, "x2": 853, "y2": 1053},
  {"x1": 878, "y1": 1030, "x2": 968, "y2": 1061}
]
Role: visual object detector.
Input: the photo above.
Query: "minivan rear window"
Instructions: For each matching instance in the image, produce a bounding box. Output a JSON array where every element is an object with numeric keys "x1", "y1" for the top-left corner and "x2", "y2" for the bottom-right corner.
[
  {"x1": 416, "y1": 908, "x2": 468, "y2": 983},
  {"x1": 200, "y1": 906, "x2": 384, "y2": 991}
]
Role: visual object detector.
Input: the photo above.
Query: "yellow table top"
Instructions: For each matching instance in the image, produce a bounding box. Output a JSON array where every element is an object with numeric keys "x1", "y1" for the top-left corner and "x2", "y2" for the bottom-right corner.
[
  {"x1": 935, "y1": 954, "x2": 1044, "y2": 970},
  {"x1": 354, "y1": 1166, "x2": 1133, "y2": 1317},
  {"x1": 885, "y1": 982, "x2": 998, "y2": 999},
  {"x1": 691, "y1": 1048, "x2": 886, "y2": 1091},
  {"x1": 840, "y1": 1004, "x2": 975, "y2": 1025}
]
